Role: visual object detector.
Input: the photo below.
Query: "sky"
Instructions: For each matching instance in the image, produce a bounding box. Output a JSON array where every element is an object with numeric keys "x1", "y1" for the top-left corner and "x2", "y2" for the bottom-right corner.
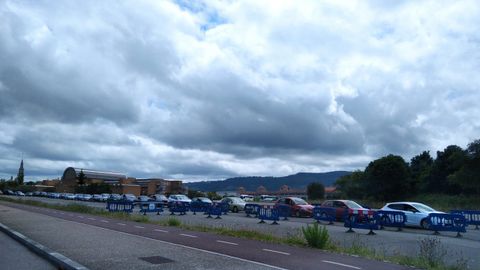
[{"x1": 1, "y1": 0, "x2": 479, "y2": 182}]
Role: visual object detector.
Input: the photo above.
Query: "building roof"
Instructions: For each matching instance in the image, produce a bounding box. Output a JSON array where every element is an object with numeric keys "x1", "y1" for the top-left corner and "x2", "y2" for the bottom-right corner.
[{"x1": 62, "y1": 167, "x2": 127, "y2": 182}]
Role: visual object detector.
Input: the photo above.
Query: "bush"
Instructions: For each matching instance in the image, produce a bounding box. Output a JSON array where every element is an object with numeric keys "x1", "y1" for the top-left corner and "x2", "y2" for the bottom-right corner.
[
  {"x1": 167, "y1": 217, "x2": 181, "y2": 227},
  {"x1": 301, "y1": 223, "x2": 329, "y2": 249}
]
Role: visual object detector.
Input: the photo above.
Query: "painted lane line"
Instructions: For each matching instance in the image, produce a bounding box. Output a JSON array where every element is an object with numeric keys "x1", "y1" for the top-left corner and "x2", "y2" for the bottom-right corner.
[
  {"x1": 78, "y1": 216, "x2": 84, "y2": 218},
  {"x1": 180, "y1": 233, "x2": 198, "y2": 238},
  {"x1": 100, "y1": 220, "x2": 109, "y2": 223},
  {"x1": 262, "y1": 249, "x2": 290, "y2": 256},
  {"x1": 117, "y1": 223, "x2": 126, "y2": 226},
  {"x1": 322, "y1": 260, "x2": 361, "y2": 269},
  {"x1": 134, "y1": 225, "x2": 145, "y2": 229},
  {"x1": 88, "y1": 218, "x2": 96, "y2": 221},
  {"x1": 154, "y1": 229, "x2": 168, "y2": 233},
  {"x1": 216, "y1": 240, "x2": 238, "y2": 246}
]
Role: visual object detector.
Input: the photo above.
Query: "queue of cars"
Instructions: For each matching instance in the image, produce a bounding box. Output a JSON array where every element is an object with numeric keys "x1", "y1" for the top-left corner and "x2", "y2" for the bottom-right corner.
[{"x1": 1, "y1": 190, "x2": 442, "y2": 228}]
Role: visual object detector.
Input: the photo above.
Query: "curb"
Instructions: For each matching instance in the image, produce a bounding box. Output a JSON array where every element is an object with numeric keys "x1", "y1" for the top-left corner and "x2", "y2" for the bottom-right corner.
[{"x1": 0, "y1": 222, "x2": 89, "y2": 270}]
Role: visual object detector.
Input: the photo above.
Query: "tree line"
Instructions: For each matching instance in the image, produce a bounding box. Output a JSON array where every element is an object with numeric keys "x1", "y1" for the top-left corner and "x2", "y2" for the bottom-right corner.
[{"x1": 335, "y1": 139, "x2": 480, "y2": 201}]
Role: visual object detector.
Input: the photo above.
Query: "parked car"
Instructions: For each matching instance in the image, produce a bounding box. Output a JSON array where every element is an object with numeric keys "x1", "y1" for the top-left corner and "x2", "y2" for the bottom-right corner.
[
  {"x1": 40, "y1": 191, "x2": 47, "y2": 197},
  {"x1": 275, "y1": 197, "x2": 314, "y2": 217},
  {"x1": 320, "y1": 200, "x2": 369, "y2": 221},
  {"x1": 191, "y1": 197, "x2": 213, "y2": 205},
  {"x1": 25, "y1": 192, "x2": 34, "y2": 196},
  {"x1": 5, "y1": 190, "x2": 15, "y2": 195},
  {"x1": 123, "y1": 194, "x2": 136, "y2": 202},
  {"x1": 92, "y1": 194, "x2": 103, "y2": 201},
  {"x1": 137, "y1": 195, "x2": 152, "y2": 202},
  {"x1": 220, "y1": 197, "x2": 246, "y2": 213},
  {"x1": 168, "y1": 194, "x2": 192, "y2": 204},
  {"x1": 380, "y1": 202, "x2": 443, "y2": 229},
  {"x1": 82, "y1": 194, "x2": 93, "y2": 201},
  {"x1": 65, "y1": 193, "x2": 76, "y2": 200},
  {"x1": 151, "y1": 194, "x2": 168, "y2": 205},
  {"x1": 75, "y1": 194, "x2": 84, "y2": 200},
  {"x1": 15, "y1": 191, "x2": 25, "y2": 196},
  {"x1": 110, "y1": 194, "x2": 122, "y2": 201},
  {"x1": 100, "y1": 193, "x2": 111, "y2": 201},
  {"x1": 240, "y1": 194, "x2": 254, "y2": 202}
]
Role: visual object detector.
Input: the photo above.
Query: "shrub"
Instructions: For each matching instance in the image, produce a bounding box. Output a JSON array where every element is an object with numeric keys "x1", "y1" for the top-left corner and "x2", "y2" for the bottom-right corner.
[
  {"x1": 419, "y1": 237, "x2": 447, "y2": 268},
  {"x1": 167, "y1": 217, "x2": 181, "y2": 227},
  {"x1": 301, "y1": 223, "x2": 329, "y2": 249}
]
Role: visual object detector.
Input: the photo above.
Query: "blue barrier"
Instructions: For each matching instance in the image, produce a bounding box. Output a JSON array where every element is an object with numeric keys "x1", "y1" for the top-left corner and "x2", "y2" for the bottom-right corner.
[
  {"x1": 313, "y1": 207, "x2": 335, "y2": 224},
  {"x1": 106, "y1": 200, "x2": 134, "y2": 213},
  {"x1": 376, "y1": 210, "x2": 406, "y2": 231},
  {"x1": 190, "y1": 201, "x2": 211, "y2": 215},
  {"x1": 344, "y1": 210, "x2": 378, "y2": 235},
  {"x1": 276, "y1": 205, "x2": 291, "y2": 220},
  {"x1": 245, "y1": 204, "x2": 260, "y2": 217},
  {"x1": 138, "y1": 201, "x2": 164, "y2": 215},
  {"x1": 168, "y1": 201, "x2": 188, "y2": 215},
  {"x1": 258, "y1": 206, "x2": 280, "y2": 225},
  {"x1": 451, "y1": 210, "x2": 480, "y2": 230},
  {"x1": 206, "y1": 203, "x2": 223, "y2": 219},
  {"x1": 427, "y1": 213, "x2": 467, "y2": 237},
  {"x1": 219, "y1": 202, "x2": 229, "y2": 215}
]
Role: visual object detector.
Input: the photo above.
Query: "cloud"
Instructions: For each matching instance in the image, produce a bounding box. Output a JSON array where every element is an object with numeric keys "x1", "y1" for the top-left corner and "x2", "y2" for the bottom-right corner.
[{"x1": 0, "y1": 0, "x2": 479, "y2": 181}]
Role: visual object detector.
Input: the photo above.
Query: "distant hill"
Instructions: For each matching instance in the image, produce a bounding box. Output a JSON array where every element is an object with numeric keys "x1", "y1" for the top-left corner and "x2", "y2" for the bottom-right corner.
[{"x1": 185, "y1": 171, "x2": 351, "y2": 192}]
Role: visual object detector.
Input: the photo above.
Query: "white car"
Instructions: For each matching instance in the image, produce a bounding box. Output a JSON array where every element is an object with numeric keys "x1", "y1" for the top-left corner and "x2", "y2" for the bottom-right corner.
[
  {"x1": 168, "y1": 194, "x2": 191, "y2": 204},
  {"x1": 65, "y1": 193, "x2": 76, "y2": 200},
  {"x1": 123, "y1": 194, "x2": 136, "y2": 202},
  {"x1": 380, "y1": 202, "x2": 443, "y2": 229}
]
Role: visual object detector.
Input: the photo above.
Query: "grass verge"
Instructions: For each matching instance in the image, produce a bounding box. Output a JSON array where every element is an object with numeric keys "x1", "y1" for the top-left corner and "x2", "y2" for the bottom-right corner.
[{"x1": 0, "y1": 196, "x2": 467, "y2": 270}]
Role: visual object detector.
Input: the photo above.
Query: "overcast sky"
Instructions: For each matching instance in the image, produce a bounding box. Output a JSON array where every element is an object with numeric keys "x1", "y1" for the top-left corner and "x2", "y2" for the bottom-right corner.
[{"x1": 1, "y1": 0, "x2": 479, "y2": 182}]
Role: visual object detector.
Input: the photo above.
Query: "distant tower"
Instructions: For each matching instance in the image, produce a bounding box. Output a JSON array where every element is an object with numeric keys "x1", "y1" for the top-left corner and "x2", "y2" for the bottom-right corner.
[{"x1": 17, "y1": 159, "x2": 24, "y2": 185}]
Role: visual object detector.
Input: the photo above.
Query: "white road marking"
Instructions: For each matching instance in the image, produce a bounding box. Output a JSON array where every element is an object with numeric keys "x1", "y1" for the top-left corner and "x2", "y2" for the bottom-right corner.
[
  {"x1": 262, "y1": 249, "x2": 290, "y2": 256},
  {"x1": 60, "y1": 212, "x2": 65, "y2": 215},
  {"x1": 117, "y1": 223, "x2": 126, "y2": 226},
  {"x1": 180, "y1": 233, "x2": 198, "y2": 238},
  {"x1": 100, "y1": 220, "x2": 109, "y2": 223},
  {"x1": 216, "y1": 240, "x2": 238, "y2": 246},
  {"x1": 61, "y1": 220, "x2": 288, "y2": 270},
  {"x1": 88, "y1": 218, "x2": 96, "y2": 221},
  {"x1": 78, "y1": 216, "x2": 84, "y2": 219},
  {"x1": 134, "y1": 225, "x2": 145, "y2": 229},
  {"x1": 154, "y1": 229, "x2": 168, "y2": 233},
  {"x1": 322, "y1": 260, "x2": 361, "y2": 269}
]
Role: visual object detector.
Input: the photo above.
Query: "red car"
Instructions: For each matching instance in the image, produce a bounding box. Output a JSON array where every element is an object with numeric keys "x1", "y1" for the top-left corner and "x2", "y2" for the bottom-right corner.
[
  {"x1": 320, "y1": 200, "x2": 369, "y2": 221},
  {"x1": 275, "y1": 197, "x2": 314, "y2": 217}
]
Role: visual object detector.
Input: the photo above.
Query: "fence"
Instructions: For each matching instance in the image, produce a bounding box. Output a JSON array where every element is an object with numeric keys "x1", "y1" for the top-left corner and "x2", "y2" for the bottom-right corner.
[
  {"x1": 206, "y1": 203, "x2": 223, "y2": 219},
  {"x1": 376, "y1": 210, "x2": 406, "y2": 231},
  {"x1": 138, "y1": 201, "x2": 164, "y2": 215},
  {"x1": 344, "y1": 209, "x2": 378, "y2": 235},
  {"x1": 450, "y1": 210, "x2": 480, "y2": 230},
  {"x1": 313, "y1": 207, "x2": 335, "y2": 224},
  {"x1": 106, "y1": 200, "x2": 134, "y2": 213},
  {"x1": 168, "y1": 201, "x2": 189, "y2": 215},
  {"x1": 427, "y1": 213, "x2": 467, "y2": 237},
  {"x1": 190, "y1": 201, "x2": 210, "y2": 215},
  {"x1": 245, "y1": 204, "x2": 260, "y2": 217},
  {"x1": 258, "y1": 206, "x2": 280, "y2": 225},
  {"x1": 276, "y1": 205, "x2": 291, "y2": 220}
]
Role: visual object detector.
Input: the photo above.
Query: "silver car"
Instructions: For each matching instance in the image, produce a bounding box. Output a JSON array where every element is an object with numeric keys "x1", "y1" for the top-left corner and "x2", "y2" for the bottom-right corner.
[
  {"x1": 380, "y1": 202, "x2": 443, "y2": 229},
  {"x1": 220, "y1": 197, "x2": 246, "y2": 213}
]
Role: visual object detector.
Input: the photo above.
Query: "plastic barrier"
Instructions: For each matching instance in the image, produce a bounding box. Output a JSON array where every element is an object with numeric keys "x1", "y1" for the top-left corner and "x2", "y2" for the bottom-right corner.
[
  {"x1": 106, "y1": 200, "x2": 134, "y2": 213},
  {"x1": 313, "y1": 207, "x2": 335, "y2": 224},
  {"x1": 206, "y1": 203, "x2": 223, "y2": 219},
  {"x1": 276, "y1": 205, "x2": 291, "y2": 220},
  {"x1": 427, "y1": 213, "x2": 467, "y2": 237},
  {"x1": 344, "y1": 209, "x2": 378, "y2": 235},
  {"x1": 219, "y1": 202, "x2": 229, "y2": 215},
  {"x1": 168, "y1": 201, "x2": 188, "y2": 215},
  {"x1": 245, "y1": 204, "x2": 260, "y2": 217},
  {"x1": 451, "y1": 210, "x2": 480, "y2": 230},
  {"x1": 258, "y1": 206, "x2": 280, "y2": 225},
  {"x1": 138, "y1": 201, "x2": 164, "y2": 215},
  {"x1": 190, "y1": 201, "x2": 210, "y2": 215},
  {"x1": 376, "y1": 210, "x2": 406, "y2": 231}
]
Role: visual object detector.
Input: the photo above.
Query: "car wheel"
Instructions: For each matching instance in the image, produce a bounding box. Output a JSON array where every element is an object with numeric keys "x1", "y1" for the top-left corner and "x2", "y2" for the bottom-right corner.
[
  {"x1": 232, "y1": 206, "x2": 238, "y2": 213},
  {"x1": 295, "y1": 211, "x2": 301, "y2": 218},
  {"x1": 421, "y1": 219, "x2": 429, "y2": 229}
]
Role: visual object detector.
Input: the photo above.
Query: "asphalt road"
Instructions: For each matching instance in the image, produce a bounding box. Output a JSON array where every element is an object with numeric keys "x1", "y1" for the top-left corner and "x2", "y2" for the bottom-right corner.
[
  {"x1": 4, "y1": 195, "x2": 479, "y2": 269},
  {"x1": 0, "y1": 230, "x2": 56, "y2": 270},
  {"x1": 0, "y1": 202, "x2": 414, "y2": 270}
]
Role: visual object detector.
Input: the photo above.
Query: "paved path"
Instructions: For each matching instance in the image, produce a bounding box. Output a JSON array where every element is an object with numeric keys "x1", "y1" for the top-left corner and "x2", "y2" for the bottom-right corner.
[{"x1": 0, "y1": 202, "x2": 413, "y2": 270}]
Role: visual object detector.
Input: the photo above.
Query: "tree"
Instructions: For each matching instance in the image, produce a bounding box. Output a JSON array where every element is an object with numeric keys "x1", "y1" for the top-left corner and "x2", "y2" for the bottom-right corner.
[
  {"x1": 410, "y1": 151, "x2": 433, "y2": 194},
  {"x1": 427, "y1": 145, "x2": 467, "y2": 194},
  {"x1": 449, "y1": 139, "x2": 480, "y2": 194},
  {"x1": 335, "y1": 170, "x2": 365, "y2": 199},
  {"x1": 78, "y1": 169, "x2": 86, "y2": 186},
  {"x1": 364, "y1": 155, "x2": 410, "y2": 201},
  {"x1": 307, "y1": 182, "x2": 325, "y2": 200},
  {"x1": 187, "y1": 189, "x2": 205, "y2": 198},
  {"x1": 206, "y1": 191, "x2": 222, "y2": 200}
]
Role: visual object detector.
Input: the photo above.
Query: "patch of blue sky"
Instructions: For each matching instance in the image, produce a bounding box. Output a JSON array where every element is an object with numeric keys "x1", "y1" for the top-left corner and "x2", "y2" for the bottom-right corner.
[{"x1": 173, "y1": 0, "x2": 227, "y2": 31}]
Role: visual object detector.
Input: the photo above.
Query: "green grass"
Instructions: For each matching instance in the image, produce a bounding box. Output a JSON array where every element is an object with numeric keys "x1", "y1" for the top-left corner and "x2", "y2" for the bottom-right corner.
[
  {"x1": 302, "y1": 223, "x2": 330, "y2": 248},
  {"x1": 0, "y1": 196, "x2": 467, "y2": 270}
]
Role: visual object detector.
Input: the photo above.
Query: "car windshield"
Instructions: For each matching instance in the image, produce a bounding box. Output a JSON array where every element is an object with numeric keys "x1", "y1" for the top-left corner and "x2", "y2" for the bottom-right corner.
[
  {"x1": 345, "y1": 200, "x2": 363, "y2": 209},
  {"x1": 411, "y1": 203, "x2": 435, "y2": 212},
  {"x1": 292, "y1": 198, "x2": 308, "y2": 205},
  {"x1": 230, "y1": 198, "x2": 245, "y2": 203},
  {"x1": 176, "y1": 195, "x2": 189, "y2": 200}
]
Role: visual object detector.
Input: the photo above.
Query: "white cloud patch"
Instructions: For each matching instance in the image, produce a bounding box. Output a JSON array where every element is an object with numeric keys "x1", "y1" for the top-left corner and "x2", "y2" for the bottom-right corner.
[{"x1": 0, "y1": 0, "x2": 479, "y2": 181}]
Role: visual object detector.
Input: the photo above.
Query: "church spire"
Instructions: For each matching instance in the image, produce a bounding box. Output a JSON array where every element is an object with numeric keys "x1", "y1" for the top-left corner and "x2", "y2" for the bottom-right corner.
[{"x1": 17, "y1": 159, "x2": 24, "y2": 185}]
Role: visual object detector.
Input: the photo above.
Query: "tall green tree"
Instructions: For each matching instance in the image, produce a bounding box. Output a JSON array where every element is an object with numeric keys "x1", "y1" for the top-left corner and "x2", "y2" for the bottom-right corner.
[
  {"x1": 449, "y1": 139, "x2": 480, "y2": 194},
  {"x1": 410, "y1": 151, "x2": 433, "y2": 194},
  {"x1": 78, "y1": 169, "x2": 86, "y2": 186},
  {"x1": 307, "y1": 182, "x2": 325, "y2": 200},
  {"x1": 335, "y1": 170, "x2": 365, "y2": 199},
  {"x1": 364, "y1": 155, "x2": 410, "y2": 201},
  {"x1": 427, "y1": 145, "x2": 467, "y2": 194}
]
